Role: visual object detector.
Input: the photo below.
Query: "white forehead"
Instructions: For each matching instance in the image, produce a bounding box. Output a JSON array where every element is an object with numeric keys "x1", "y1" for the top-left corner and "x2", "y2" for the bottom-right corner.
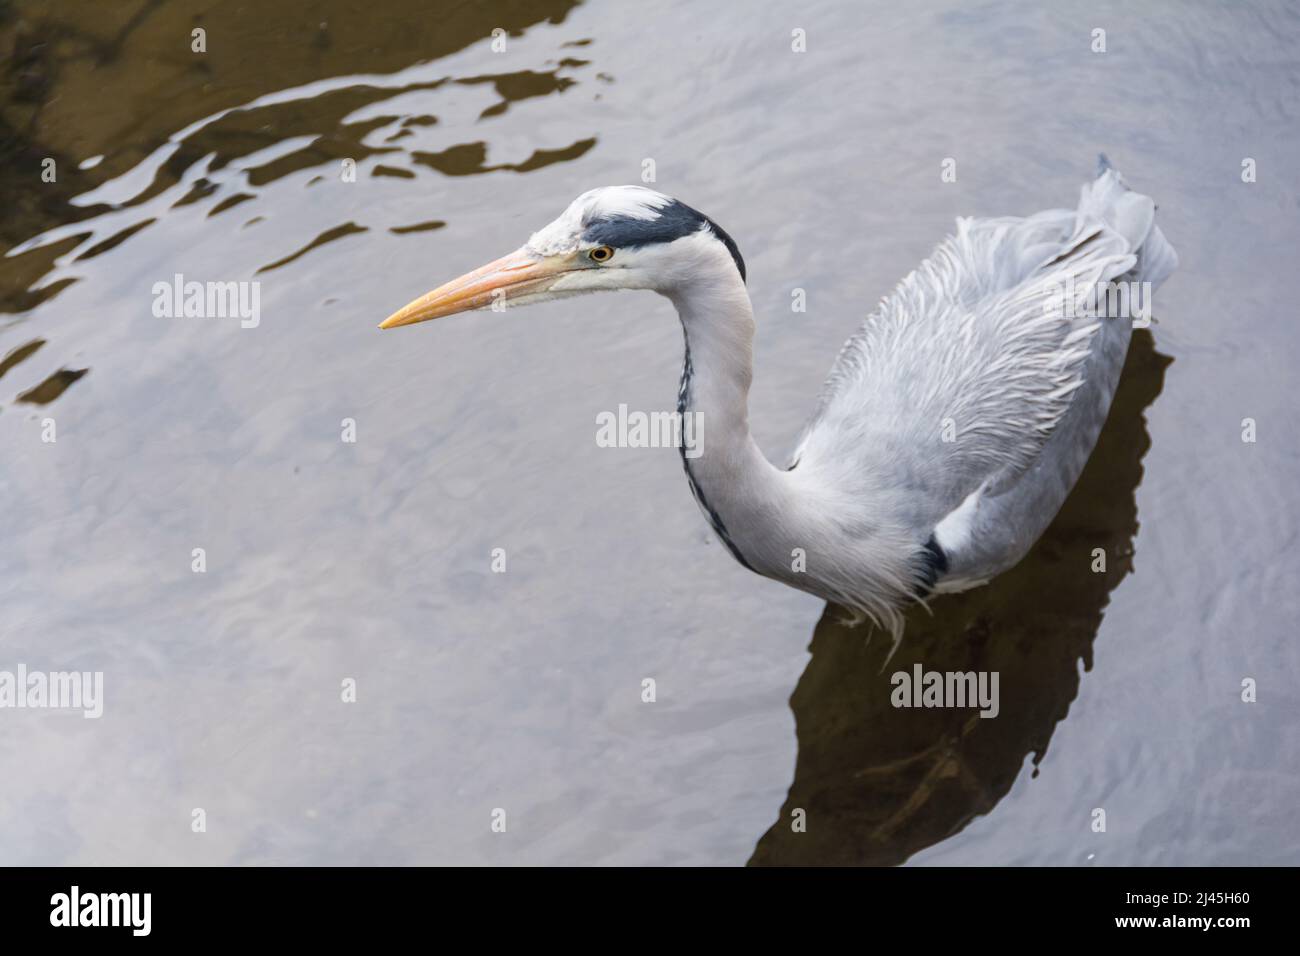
[{"x1": 526, "y1": 185, "x2": 673, "y2": 256}]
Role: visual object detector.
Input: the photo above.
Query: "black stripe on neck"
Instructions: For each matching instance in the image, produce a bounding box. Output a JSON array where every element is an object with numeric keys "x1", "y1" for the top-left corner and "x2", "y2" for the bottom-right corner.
[{"x1": 677, "y1": 334, "x2": 755, "y2": 573}]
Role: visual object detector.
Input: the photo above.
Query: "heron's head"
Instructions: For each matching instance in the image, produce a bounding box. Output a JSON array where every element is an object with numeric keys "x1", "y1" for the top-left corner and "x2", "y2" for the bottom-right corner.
[{"x1": 379, "y1": 185, "x2": 745, "y2": 329}]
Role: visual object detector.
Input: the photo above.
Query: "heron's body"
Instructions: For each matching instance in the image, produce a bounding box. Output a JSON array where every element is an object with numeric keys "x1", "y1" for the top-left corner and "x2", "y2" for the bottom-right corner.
[{"x1": 382, "y1": 159, "x2": 1177, "y2": 641}]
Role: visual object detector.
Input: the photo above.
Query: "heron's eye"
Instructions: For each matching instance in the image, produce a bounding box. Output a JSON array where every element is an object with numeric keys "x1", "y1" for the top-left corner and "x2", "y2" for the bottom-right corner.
[{"x1": 588, "y1": 246, "x2": 614, "y2": 263}]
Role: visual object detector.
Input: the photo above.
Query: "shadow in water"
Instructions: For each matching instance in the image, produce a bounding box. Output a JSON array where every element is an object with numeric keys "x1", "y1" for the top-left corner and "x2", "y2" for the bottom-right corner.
[{"x1": 750, "y1": 329, "x2": 1171, "y2": 866}]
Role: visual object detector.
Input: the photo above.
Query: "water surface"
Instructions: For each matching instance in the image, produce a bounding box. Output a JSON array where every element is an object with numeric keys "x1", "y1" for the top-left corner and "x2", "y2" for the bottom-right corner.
[{"x1": 2, "y1": 0, "x2": 1298, "y2": 865}]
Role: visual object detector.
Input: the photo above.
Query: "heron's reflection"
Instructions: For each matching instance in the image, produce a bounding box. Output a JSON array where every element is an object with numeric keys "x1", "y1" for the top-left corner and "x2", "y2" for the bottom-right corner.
[{"x1": 750, "y1": 329, "x2": 1170, "y2": 866}]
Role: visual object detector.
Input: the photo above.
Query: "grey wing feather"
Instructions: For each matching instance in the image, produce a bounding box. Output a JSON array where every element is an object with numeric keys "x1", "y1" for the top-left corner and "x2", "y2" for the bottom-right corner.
[{"x1": 792, "y1": 163, "x2": 1177, "y2": 586}]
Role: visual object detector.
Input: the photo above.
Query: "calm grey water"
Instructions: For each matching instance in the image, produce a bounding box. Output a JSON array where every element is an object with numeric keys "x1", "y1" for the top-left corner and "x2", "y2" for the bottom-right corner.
[{"x1": 2, "y1": 0, "x2": 1298, "y2": 865}]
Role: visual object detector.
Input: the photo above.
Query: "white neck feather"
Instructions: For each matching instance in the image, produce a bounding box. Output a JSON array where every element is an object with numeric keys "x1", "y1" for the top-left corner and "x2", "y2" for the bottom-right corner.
[
  {"x1": 667, "y1": 262, "x2": 802, "y2": 577},
  {"x1": 662, "y1": 245, "x2": 921, "y2": 639}
]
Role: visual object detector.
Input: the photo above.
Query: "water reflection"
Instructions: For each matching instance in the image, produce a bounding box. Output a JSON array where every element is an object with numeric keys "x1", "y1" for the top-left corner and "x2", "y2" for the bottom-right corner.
[
  {"x1": 751, "y1": 331, "x2": 1171, "y2": 866},
  {"x1": 0, "y1": 0, "x2": 590, "y2": 408}
]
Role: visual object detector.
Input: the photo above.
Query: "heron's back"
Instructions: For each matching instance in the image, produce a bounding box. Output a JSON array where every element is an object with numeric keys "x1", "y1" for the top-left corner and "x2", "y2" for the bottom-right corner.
[{"x1": 792, "y1": 162, "x2": 1176, "y2": 590}]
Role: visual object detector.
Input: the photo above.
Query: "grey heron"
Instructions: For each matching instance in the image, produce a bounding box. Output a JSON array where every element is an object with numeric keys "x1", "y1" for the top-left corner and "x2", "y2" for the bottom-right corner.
[{"x1": 380, "y1": 158, "x2": 1177, "y2": 644}]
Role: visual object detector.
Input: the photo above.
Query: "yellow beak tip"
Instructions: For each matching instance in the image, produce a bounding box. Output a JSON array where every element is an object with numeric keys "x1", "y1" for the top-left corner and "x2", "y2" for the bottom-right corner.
[{"x1": 378, "y1": 247, "x2": 557, "y2": 331}]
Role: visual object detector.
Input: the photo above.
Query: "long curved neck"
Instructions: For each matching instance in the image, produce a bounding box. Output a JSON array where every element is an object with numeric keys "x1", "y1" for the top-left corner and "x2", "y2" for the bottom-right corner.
[{"x1": 668, "y1": 268, "x2": 795, "y2": 573}]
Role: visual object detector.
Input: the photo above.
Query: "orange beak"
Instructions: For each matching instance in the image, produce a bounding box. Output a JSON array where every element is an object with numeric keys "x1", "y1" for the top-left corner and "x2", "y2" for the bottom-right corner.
[{"x1": 379, "y1": 247, "x2": 573, "y2": 329}]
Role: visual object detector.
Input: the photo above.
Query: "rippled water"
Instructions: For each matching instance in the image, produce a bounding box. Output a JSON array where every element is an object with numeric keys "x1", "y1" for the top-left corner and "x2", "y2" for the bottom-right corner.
[{"x1": 2, "y1": 0, "x2": 1298, "y2": 865}]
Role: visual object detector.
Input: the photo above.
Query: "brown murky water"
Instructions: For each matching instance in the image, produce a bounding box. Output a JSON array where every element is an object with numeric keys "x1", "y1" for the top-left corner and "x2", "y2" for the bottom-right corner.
[{"x1": 2, "y1": 0, "x2": 1298, "y2": 865}]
